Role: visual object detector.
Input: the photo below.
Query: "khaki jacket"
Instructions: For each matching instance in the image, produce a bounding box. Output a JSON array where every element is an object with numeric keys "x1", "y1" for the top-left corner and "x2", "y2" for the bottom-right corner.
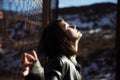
[{"x1": 25, "y1": 54, "x2": 85, "y2": 80}]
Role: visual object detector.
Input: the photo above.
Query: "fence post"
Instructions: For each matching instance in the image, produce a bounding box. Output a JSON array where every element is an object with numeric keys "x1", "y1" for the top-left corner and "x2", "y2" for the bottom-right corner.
[{"x1": 42, "y1": 0, "x2": 51, "y2": 29}]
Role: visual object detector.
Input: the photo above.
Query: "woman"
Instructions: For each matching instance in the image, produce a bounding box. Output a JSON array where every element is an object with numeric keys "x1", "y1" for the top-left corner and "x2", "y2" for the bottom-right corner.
[{"x1": 22, "y1": 19, "x2": 84, "y2": 80}]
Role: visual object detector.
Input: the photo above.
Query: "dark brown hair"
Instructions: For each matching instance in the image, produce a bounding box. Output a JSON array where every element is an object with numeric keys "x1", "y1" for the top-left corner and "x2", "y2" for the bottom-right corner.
[{"x1": 38, "y1": 19, "x2": 77, "y2": 58}]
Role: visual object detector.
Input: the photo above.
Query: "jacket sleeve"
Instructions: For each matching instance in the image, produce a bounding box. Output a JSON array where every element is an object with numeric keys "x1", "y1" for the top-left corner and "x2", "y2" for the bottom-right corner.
[
  {"x1": 45, "y1": 58, "x2": 63, "y2": 80},
  {"x1": 25, "y1": 60, "x2": 44, "y2": 80}
]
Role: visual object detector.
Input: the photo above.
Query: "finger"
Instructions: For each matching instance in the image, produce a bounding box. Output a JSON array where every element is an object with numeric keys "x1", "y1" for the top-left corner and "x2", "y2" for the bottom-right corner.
[
  {"x1": 23, "y1": 53, "x2": 28, "y2": 64},
  {"x1": 26, "y1": 53, "x2": 36, "y2": 62},
  {"x1": 31, "y1": 50, "x2": 38, "y2": 60},
  {"x1": 23, "y1": 53, "x2": 29, "y2": 74},
  {"x1": 23, "y1": 53, "x2": 32, "y2": 65},
  {"x1": 22, "y1": 67, "x2": 29, "y2": 76},
  {"x1": 23, "y1": 54, "x2": 30, "y2": 68}
]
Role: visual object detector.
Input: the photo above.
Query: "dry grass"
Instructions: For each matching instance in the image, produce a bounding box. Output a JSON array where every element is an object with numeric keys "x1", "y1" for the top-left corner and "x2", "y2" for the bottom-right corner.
[{"x1": 0, "y1": 29, "x2": 115, "y2": 79}]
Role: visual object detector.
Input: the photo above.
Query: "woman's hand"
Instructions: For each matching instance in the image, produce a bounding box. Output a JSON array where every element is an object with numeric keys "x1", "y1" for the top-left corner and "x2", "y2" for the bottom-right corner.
[{"x1": 22, "y1": 50, "x2": 38, "y2": 76}]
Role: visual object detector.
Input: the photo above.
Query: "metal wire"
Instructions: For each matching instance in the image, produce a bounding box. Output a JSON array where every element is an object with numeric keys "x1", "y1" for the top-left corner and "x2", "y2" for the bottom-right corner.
[{"x1": 0, "y1": 0, "x2": 43, "y2": 51}]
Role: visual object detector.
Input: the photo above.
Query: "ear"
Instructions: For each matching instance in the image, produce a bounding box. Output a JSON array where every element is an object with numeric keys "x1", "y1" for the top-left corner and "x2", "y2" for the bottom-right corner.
[{"x1": 31, "y1": 50, "x2": 38, "y2": 60}]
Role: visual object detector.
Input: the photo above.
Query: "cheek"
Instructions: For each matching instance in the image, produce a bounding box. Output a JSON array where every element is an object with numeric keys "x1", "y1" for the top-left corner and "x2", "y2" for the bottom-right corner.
[
  {"x1": 66, "y1": 30, "x2": 75, "y2": 38},
  {"x1": 66, "y1": 29, "x2": 82, "y2": 40}
]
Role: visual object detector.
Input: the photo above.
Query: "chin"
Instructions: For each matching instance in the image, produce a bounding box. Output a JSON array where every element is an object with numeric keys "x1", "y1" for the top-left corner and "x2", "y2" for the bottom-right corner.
[{"x1": 79, "y1": 32, "x2": 82, "y2": 37}]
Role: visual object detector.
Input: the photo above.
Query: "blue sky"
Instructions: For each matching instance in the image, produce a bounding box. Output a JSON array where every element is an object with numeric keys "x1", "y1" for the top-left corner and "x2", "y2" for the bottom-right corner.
[
  {"x1": 59, "y1": 0, "x2": 118, "y2": 8},
  {"x1": 2, "y1": 0, "x2": 42, "y2": 12},
  {"x1": 1, "y1": 0, "x2": 117, "y2": 11}
]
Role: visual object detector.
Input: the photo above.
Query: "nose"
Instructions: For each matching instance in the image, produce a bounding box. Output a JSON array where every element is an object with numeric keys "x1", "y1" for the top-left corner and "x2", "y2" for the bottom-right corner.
[{"x1": 70, "y1": 25, "x2": 76, "y2": 29}]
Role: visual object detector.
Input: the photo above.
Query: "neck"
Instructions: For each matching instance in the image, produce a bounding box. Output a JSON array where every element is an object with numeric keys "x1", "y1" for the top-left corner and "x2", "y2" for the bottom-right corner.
[{"x1": 72, "y1": 40, "x2": 79, "y2": 52}]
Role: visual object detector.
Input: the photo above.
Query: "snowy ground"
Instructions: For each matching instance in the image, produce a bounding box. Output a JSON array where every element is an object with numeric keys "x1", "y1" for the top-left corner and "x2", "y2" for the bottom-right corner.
[{"x1": 0, "y1": 28, "x2": 116, "y2": 80}]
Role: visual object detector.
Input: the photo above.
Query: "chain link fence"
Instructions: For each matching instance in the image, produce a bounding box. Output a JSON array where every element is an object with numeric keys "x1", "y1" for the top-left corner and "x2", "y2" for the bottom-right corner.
[
  {"x1": 0, "y1": 0, "x2": 58, "y2": 79},
  {"x1": 0, "y1": 0, "x2": 43, "y2": 51}
]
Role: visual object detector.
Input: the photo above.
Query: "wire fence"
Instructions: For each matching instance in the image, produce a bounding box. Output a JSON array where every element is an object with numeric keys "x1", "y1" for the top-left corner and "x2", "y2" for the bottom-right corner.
[
  {"x1": 0, "y1": 0, "x2": 58, "y2": 79},
  {"x1": 0, "y1": 0, "x2": 43, "y2": 51}
]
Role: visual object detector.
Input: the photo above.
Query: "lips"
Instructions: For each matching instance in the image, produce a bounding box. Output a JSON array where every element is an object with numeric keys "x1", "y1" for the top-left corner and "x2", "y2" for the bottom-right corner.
[{"x1": 76, "y1": 29, "x2": 79, "y2": 33}]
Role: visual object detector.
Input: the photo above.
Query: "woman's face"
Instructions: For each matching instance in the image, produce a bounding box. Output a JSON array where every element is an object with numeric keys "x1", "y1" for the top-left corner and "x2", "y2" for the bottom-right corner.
[{"x1": 60, "y1": 20, "x2": 82, "y2": 41}]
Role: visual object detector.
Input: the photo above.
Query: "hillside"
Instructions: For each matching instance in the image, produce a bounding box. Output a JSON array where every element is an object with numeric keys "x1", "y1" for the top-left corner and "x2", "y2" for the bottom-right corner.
[{"x1": 55, "y1": 3, "x2": 117, "y2": 29}]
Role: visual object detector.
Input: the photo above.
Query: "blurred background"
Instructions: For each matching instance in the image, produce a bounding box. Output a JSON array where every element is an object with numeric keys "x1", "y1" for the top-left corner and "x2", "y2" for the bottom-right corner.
[{"x1": 0, "y1": 0, "x2": 117, "y2": 80}]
